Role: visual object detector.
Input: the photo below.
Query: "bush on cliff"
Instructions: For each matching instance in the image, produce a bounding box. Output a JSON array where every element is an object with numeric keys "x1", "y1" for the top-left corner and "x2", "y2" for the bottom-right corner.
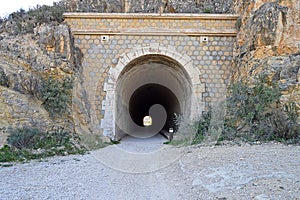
[
  {"x1": 191, "y1": 76, "x2": 299, "y2": 145},
  {"x1": 38, "y1": 76, "x2": 73, "y2": 117},
  {"x1": 1, "y1": 2, "x2": 65, "y2": 34},
  {"x1": 222, "y1": 77, "x2": 299, "y2": 143},
  {"x1": 0, "y1": 67, "x2": 9, "y2": 87}
]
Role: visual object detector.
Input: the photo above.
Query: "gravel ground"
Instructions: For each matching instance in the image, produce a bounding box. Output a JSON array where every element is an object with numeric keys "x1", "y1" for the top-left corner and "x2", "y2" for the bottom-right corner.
[{"x1": 1, "y1": 135, "x2": 300, "y2": 200}]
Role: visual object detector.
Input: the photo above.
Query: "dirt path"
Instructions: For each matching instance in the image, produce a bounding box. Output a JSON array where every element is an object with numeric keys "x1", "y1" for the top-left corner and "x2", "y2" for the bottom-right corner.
[{"x1": 1, "y1": 136, "x2": 299, "y2": 199}]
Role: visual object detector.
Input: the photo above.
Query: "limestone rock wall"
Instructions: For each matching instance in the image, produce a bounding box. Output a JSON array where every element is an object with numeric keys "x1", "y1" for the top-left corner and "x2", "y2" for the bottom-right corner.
[
  {"x1": 234, "y1": 0, "x2": 299, "y2": 59},
  {"x1": 63, "y1": 0, "x2": 234, "y2": 14},
  {"x1": 0, "y1": 23, "x2": 78, "y2": 146},
  {"x1": 0, "y1": 86, "x2": 53, "y2": 145},
  {"x1": 232, "y1": 0, "x2": 300, "y2": 122}
]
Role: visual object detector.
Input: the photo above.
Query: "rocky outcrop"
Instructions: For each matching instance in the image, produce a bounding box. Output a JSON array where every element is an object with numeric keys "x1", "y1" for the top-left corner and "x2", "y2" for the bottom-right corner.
[
  {"x1": 234, "y1": 1, "x2": 299, "y2": 59},
  {"x1": 63, "y1": 0, "x2": 234, "y2": 14},
  {"x1": 0, "y1": 24, "x2": 75, "y2": 96},
  {"x1": 233, "y1": 55, "x2": 299, "y2": 119},
  {"x1": 0, "y1": 3, "x2": 65, "y2": 36},
  {"x1": 0, "y1": 23, "x2": 78, "y2": 146},
  {"x1": 63, "y1": 0, "x2": 123, "y2": 13},
  {"x1": 232, "y1": 0, "x2": 300, "y2": 122},
  {"x1": 0, "y1": 86, "x2": 53, "y2": 146}
]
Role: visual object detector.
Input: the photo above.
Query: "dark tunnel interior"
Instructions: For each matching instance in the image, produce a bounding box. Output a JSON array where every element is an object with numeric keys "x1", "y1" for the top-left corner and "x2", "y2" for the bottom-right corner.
[{"x1": 129, "y1": 83, "x2": 181, "y2": 131}]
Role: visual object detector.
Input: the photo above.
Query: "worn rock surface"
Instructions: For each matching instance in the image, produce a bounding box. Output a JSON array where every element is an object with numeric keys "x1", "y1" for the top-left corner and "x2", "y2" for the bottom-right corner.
[
  {"x1": 0, "y1": 86, "x2": 51, "y2": 145},
  {"x1": 63, "y1": 0, "x2": 234, "y2": 14},
  {"x1": 232, "y1": 0, "x2": 300, "y2": 122},
  {"x1": 234, "y1": 0, "x2": 300, "y2": 58},
  {"x1": 0, "y1": 22, "x2": 77, "y2": 146}
]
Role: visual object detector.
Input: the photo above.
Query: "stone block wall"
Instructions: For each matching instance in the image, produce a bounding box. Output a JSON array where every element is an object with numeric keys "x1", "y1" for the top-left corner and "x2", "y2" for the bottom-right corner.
[{"x1": 64, "y1": 13, "x2": 238, "y2": 138}]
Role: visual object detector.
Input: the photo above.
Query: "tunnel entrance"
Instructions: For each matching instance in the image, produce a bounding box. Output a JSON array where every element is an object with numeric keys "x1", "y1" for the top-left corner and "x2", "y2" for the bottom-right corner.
[
  {"x1": 129, "y1": 83, "x2": 181, "y2": 130},
  {"x1": 65, "y1": 13, "x2": 237, "y2": 141},
  {"x1": 115, "y1": 55, "x2": 192, "y2": 139}
]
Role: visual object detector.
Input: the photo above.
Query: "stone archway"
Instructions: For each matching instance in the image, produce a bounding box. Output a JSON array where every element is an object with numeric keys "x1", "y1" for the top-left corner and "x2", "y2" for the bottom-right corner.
[
  {"x1": 64, "y1": 13, "x2": 238, "y2": 140},
  {"x1": 101, "y1": 44, "x2": 205, "y2": 139}
]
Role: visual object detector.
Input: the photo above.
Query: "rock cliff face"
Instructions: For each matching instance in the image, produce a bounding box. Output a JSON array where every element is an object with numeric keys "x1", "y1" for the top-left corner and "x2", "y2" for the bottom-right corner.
[
  {"x1": 63, "y1": 0, "x2": 234, "y2": 14},
  {"x1": 0, "y1": 87, "x2": 52, "y2": 145},
  {"x1": 232, "y1": 0, "x2": 300, "y2": 122},
  {"x1": 0, "y1": 22, "x2": 78, "y2": 146},
  {"x1": 234, "y1": 0, "x2": 299, "y2": 59}
]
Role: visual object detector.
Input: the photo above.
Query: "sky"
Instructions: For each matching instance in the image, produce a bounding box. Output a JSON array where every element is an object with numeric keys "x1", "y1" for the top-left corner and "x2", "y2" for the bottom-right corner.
[{"x1": 0, "y1": 0, "x2": 59, "y2": 18}]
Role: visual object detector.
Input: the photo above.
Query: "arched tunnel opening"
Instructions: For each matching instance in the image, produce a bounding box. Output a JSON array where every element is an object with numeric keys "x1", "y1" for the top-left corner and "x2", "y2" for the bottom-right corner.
[
  {"x1": 115, "y1": 55, "x2": 192, "y2": 139},
  {"x1": 129, "y1": 83, "x2": 181, "y2": 130}
]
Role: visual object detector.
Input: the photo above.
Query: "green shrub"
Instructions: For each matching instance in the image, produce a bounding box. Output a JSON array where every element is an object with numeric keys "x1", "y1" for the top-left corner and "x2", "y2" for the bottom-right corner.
[
  {"x1": 235, "y1": 17, "x2": 242, "y2": 31},
  {"x1": 34, "y1": 127, "x2": 76, "y2": 150},
  {"x1": 188, "y1": 76, "x2": 299, "y2": 145},
  {"x1": 0, "y1": 145, "x2": 22, "y2": 162},
  {"x1": 28, "y1": 3, "x2": 65, "y2": 25},
  {"x1": 6, "y1": 2, "x2": 66, "y2": 35},
  {"x1": 7, "y1": 128, "x2": 42, "y2": 149},
  {"x1": 284, "y1": 102, "x2": 298, "y2": 122},
  {"x1": 203, "y1": 8, "x2": 211, "y2": 13},
  {"x1": 227, "y1": 77, "x2": 281, "y2": 127},
  {"x1": 192, "y1": 110, "x2": 211, "y2": 144},
  {"x1": 39, "y1": 76, "x2": 73, "y2": 116},
  {"x1": 222, "y1": 76, "x2": 299, "y2": 143},
  {"x1": 1, "y1": 127, "x2": 85, "y2": 163},
  {"x1": 173, "y1": 113, "x2": 183, "y2": 132},
  {"x1": 7, "y1": 127, "x2": 74, "y2": 150},
  {"x1": 24, "y1": 22, "x2": 35, "y2": 34},
  {"x1": 0, "y1": 67, "x2": 9, "y2": 87}
]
